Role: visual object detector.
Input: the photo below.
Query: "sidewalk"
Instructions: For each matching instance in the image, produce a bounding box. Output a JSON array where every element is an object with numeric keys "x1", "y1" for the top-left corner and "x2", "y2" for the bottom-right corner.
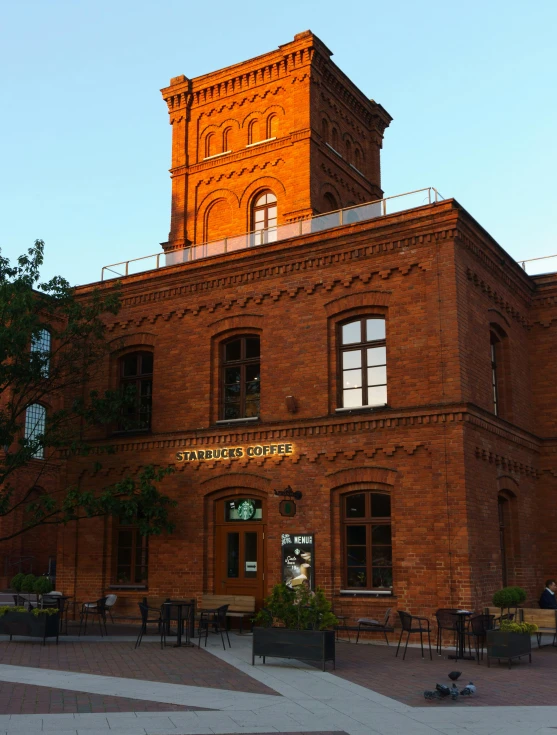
[{"x1": 0, "y1": 631, "x2": 555, "y2": 734}]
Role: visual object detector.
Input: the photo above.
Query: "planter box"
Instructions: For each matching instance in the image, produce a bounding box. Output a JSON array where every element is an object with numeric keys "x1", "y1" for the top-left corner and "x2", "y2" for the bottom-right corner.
[
  {"x1": 486, "y1": 629, "x2": 531, "y2": 668},
  {"x1": 0, "y1": 611, "x2": 59, "y2": 645},
  {"x1": 252, "y1": 627, "x2": 335, "y2": 671}
]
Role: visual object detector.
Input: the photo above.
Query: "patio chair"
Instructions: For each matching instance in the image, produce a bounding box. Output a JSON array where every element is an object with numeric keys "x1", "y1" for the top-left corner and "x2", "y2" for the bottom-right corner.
[
  {"x1": 135, "y1": 602, "x2": 162, "y2": 649},
  {"x1": 464, "y1": 613, "x2": 494, "y2": 663},
  {"x1": 42, "y1": 594, "x2": 70, "y2": 634},
  {"x1": 434, "y1": 608, "x2": 459, "y2": 655},
  {"x1": 78, "y1": 596, "x2": 108, "y2": 636},
  {"x1": 105, "y1": 593, "x2": 118, "y2": 623},
  {"x1": 198, "y1": 604, "x2": 231, "y2": 650},
  {"x1": 356, "y1": 608, "x2": 393, "y2": 645},
  {"x1": 396, "y1": 610, "x2": 432, "y2": 660}
]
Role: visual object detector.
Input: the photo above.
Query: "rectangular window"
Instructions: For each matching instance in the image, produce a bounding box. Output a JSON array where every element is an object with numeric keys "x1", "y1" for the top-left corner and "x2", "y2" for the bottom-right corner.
[
  {"x1": 339, "y1": 317, "x2": 387, "y2": 408},
  {"x1": 343, "y1": 492, "x2": 392, "y2": 591},
  {"x1": 222, "y1": 337, "x2": 260, "y2": 420},
  {"x1": 114, "y1": 525, "x2": 148, "y2": 585}
]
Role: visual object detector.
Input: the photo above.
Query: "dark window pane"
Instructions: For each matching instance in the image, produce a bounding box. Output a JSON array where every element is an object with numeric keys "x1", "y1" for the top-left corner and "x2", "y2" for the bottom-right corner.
[
  {"x1": 225, "y1": 340, "x2": 242, "y2": 362},
  {"x1": 227, "y1": 533, "x2": 239, "y2": 578},
  {"x1": 347, "y1": 547, "x2": 367, "y2": 566},
  {"x1": 372, "y1": 524, "x2": 392, "y2": 544},
  {"x1": 246, "y1": 381, "x2": 260, "y2": 396},
  {"x1": 371, "y1": 494, "x2": 391, "y2": 517},
  {"x1": 116, "y1": 567, "x2": 131, "y2": 582},
  {"x1": 118, "y1": 530, "x2": 133, "y2": 547},
  {"x1": 372, "y1": 568, "x2": 393, "y2": 588},
  {"x1": 141, "y1": 353, "x2": 153, "y2": 374},
  {"x1": 224, "y1": 404, "x2": 241, "y2": 419},
  {"x1": 347, "y1": 568, "x2": 367, "y2": 587},
  {"x1": 245, "y1": 399, "x2": 259, "y2": 417},
  {"x1": 246, "y1": 338, "x2": 260, "y2": 358},
  {"x1": 122, "y1": 355, "x2": 138, "y2": 377},
  {"x1": 140, "y1": 379, "x2": 152, "y2": 397},
  {"x1": 366, "y1": 319, "x2": 385, "y2": 342},
  {"x1": 346, "y1": 525, "x2": 366, "y2": 545},
  {"x1": 245, "y1": 532, "x2": 257, "y2": 579},
  {"x1": 225, "y1": 367, "x2": 241, "y2": 384},
  {"x1": 246, "y1": 363, "x2": 260, "y2": 382},
  {"x1": 342, "y1": 321, "x2": 361, "y2": 345},
  {"x1": 372, "y1": 547, "x2": 392, "y2": 566},
  {"x1": 117, "y1": 548, "x2": 132, "y2": 565},
  {"x1": 345, "y1": 494, "x2": 365, "y2": 518},
  {"x1": 225, "y1": 383, "x2": 241, "y2": 398}
]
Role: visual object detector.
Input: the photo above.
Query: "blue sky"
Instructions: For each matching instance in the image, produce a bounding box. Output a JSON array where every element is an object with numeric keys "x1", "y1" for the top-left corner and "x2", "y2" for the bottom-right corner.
[{"x1": 1, "y1": 0, "x2": 556, "y2": 285}]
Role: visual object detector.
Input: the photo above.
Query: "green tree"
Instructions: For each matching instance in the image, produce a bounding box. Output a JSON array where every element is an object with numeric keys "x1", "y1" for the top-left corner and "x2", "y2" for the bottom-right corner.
[{"x1": 0, "y1": 240, "x2": 176, "y2": 542}]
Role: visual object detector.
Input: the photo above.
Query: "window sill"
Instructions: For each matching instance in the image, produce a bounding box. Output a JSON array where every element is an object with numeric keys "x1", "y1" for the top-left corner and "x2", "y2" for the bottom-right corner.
[
  {"x1": 215, "y1": 416, "x2": 260, "y2": 425},
  {"x1": 203, "y1": 150, "x2": 232, "y2": 160},
  {"x1": 246, "y1": 137, "x2": 276, "y2": 148},
  {"x1": 109, "y1": 585, "x2": 147, "y2": 590},
  {"x1": 335, "y1": 404, "x2": 388, "y2": 414},
  {"x1": 340, "y1": 590, "x2": 394, "y2": 597}
]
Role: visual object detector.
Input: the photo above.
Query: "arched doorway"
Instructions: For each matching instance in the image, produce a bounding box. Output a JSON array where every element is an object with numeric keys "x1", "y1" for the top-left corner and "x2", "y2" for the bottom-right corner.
[{"x1": 214, "y1": 495, "x2": 266, "y2": 604}]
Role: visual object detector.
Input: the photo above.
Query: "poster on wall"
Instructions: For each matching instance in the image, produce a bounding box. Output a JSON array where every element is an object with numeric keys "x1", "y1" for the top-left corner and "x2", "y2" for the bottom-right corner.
[{"x1": 281, "y1": 533, "x2": 314, "y2": 591}]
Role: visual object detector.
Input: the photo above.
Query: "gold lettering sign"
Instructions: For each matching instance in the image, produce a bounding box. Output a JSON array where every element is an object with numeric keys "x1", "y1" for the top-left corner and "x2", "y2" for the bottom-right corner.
[{"x1": 175, "y1": 443, "x2": 294, "y2": 462}]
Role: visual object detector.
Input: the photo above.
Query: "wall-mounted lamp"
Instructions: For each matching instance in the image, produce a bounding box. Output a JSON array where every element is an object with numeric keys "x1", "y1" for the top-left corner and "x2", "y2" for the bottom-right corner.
[{"x1": 285, "y1": 395, "x2": 298, "y2": 413}]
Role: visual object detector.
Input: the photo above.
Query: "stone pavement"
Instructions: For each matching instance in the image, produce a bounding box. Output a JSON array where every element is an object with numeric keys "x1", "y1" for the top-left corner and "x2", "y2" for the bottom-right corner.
[{"x1": 0, "y1": 631, "x2": 555, "y2": 734}]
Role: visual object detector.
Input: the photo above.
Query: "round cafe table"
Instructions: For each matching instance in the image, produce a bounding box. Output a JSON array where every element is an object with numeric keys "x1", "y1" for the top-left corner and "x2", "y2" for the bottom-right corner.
[{"x1": 449, "y1": 609, "x2": 475, "y2": 661}]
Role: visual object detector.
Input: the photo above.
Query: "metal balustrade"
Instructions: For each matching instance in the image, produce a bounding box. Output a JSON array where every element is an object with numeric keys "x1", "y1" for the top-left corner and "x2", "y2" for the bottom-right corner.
[{"x1": 101, "y1": 187, "x2": 445, "y2": 281}]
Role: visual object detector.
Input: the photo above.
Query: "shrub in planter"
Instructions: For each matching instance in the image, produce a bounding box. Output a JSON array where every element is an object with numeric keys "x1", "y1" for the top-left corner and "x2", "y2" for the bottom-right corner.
[
  {"x1": 21, "y1": 574, "x2": 36, "y2": 593},
  {"x1": 252, "y1": 583, "x2": 338, "y2": 670},
  {"x1": 10, "y1": 573, "x2": 25, "y2": 592},
  {"x1": 0, "y1": 606, "x2": 60, "y2": 644},
  {"x1": 34, "y1": 577, "x2": 53, "y2": 596},
  {"x1": 492, "y1": 586, "x2": 526, "y2": 619},
  {"x1": 486, "y1": 618, "x2": 537, "y2": 668}
]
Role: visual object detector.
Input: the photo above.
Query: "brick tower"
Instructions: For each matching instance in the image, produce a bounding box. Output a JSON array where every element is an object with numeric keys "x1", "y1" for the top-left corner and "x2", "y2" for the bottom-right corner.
[{"x1": 160, "y1": 30, "x2": 392, "y2": 252}]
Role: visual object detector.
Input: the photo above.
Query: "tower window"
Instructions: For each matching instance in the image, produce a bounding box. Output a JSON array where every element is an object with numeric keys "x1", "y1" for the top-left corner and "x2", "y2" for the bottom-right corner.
[
  {"x1": 205, "y1": 133, "x2": 215, "y2": 158},
  {"x1": 248, "y1": 119, "x2": 260, "y2": 145},
  {"x1": 252, "y1": 191, "x2": 277, "y2": 244}
]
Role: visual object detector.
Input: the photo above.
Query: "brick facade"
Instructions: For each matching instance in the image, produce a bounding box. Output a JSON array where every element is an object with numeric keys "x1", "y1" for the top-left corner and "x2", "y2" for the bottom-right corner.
[{"x1": 3, "y1": 33, "x2": 556, "y2": 631}]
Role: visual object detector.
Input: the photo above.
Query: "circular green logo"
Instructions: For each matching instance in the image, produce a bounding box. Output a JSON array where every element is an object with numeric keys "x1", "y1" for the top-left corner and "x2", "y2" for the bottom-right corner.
[{"x1": 237, "y1": 499, "x2": 256, "y2": 521}]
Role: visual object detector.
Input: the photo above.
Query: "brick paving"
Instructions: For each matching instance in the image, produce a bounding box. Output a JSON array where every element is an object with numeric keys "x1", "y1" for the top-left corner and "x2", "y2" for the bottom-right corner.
[
  {"x1": 0, "y1": 639, "x2": 277, "y2": 696},
  {"x1": 332, "y1": 638, "x2": 557, "y2": 707},
  {"x1": 0, "y1": 681, "x2": 199, "y2": 714}
]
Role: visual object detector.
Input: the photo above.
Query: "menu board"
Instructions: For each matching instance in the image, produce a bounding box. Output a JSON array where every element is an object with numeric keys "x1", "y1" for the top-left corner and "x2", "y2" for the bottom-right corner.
[{"x1": 281, "y1": 533, "x2": 314, "y2": 591}]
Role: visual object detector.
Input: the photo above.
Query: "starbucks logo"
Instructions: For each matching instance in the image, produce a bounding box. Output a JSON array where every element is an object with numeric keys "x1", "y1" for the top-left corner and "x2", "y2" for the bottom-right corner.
[{"x1": 237, "y1": 499, "x2": 256, "y2": 520}]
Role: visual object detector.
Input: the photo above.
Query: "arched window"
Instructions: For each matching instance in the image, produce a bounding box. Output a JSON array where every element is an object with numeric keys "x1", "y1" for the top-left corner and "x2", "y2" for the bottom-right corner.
[
  {"x1": 322, "y1": 118, "x2": 329, "y2": 143},
  {"x1": 345, "y1": 138, "x2": 352, "y2": 164},
  {"x1": 266, "y1": 114, "x2": 278, "y2": 139},
  {"x1": 343, "y1": 491, "x2": 392, "y2": 590},
  {"x1": 323, "y1": 192, "x2": 338, "y2": 212},
  {"x1": 248, "y1": 119, "x2": 260, "y2": 145},
  {"x1": 490, "y1": 324, "x2": 509, "y2": 418},
  {"x1": 339, "y1": 317, "x2": 387, "y2": 408},
  {"x1": 498, "y1": 495, "x2": 510, "y2": 587},
  {"x1": 222, "y1": 336, "x2": 260, "y2": 420},
  {"x1": 205, "y1": 133, "x2": 215, "y2": 158},
  {"x1": 119, "y1": 352, "x2": 153, "y2": 431},
  {"x1": 252, "y1": 190, "x2": 277, "y2": 244},
  {"x1": 331, "y1": 127, "x2": 339, "y2": 152},
  {"x1": 354, "y1": 147, "x2": 361, "y2": 168},
  {"x1": 24, "y1": 404, "x2": 46, "y2": 459},
  {"x1": 31, "y1": 327, "x2": 51, "y2": 377},
  {"x1": 223, "y1": 127, "x2": 232, "y2": 151}
]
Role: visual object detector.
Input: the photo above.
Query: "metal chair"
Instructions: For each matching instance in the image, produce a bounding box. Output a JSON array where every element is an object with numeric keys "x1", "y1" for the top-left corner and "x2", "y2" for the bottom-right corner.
[
  {"x1": 42, "y1": 594, "x2": 69, "y2": 634},
  {"x1": 198, "y1": 604, "x2": 231, "y2": 650},
  {"x1": 356, "y1": 608, "x2": 394, "y2": 645},
  {"x1": 105, "y1": 593, "x2": 118, "y2": 623},
  {"x1": 135, "y1": 602, "x2": 162, "y2": 649},
  {"x1": 78, "y1": 596, "x2": 108, "y2": 636},
  {"x1": 396, "y1": 610, "x2": 432, "y2": 660},
  {"x1": 434, "y1": 608, "x2": 459, "y2": 655},
  {"x1": 464, "y1": 613, "x2": 494, "y2": 662}
]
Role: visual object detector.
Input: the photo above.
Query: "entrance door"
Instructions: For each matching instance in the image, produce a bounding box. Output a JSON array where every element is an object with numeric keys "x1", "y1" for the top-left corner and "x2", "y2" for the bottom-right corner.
[{"x1": 215, "y1": 498, "x2": 265, "y2": 605}]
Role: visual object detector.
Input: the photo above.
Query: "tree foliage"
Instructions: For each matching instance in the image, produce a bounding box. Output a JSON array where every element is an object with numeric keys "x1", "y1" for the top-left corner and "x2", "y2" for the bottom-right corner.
[{"x1": 0, "y1": 240, "x2": 176, "y2": 542}]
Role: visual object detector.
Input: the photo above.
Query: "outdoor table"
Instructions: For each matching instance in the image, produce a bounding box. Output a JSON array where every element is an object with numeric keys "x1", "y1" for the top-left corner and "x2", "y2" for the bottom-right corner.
[
  {"x1": 449, "y1": 609, "x2": 475, "y2": 661},
  {"x1": 162, "y1": 599, "x2": 195, "y2": 647}
]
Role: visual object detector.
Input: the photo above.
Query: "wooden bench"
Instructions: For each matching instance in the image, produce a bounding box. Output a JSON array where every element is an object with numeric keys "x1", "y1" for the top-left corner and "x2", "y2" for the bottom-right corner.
[
  {"x1": 199, "y1": 594, "x2": 256, "y2": 634},
  {"x1": 519, "y1": 608, "x2": 557, "y2": 647}
]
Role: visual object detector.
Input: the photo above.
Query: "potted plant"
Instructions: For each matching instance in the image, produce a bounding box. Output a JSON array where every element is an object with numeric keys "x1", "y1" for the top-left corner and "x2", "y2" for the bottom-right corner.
[
  {"x1": 10, "y1": 573, "x2": 26, "y2": 593},
  {"x1": 0, "y1": 605, "x2": 60, "y2": 645},
  {"x1": 252, "y1": 583, "x2": 338, "y2": 671},
  {"x1": 492, "y1": 585, "x2": 526, "y2": 621},
  {"x1": 34, "y1": 576, "x2": 53, "y2": 597},
  {"x1": 486, "y1": 619, "x2": 536, "y2": 668}
]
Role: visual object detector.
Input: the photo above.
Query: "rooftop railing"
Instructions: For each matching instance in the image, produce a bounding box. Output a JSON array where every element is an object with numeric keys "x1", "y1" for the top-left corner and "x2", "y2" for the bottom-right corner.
[
  {"x1": 519, "y1": 254, "x2": 557, "y2": 276},
  {"x1": 101, "y1": 186, "x2": 445, "y2": 281}
]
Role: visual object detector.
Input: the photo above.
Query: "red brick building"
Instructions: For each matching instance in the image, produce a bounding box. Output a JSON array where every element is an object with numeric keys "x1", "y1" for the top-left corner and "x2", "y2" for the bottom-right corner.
[{"x1": 5, "y1": 31, "x2": 557, "y2": 626}]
